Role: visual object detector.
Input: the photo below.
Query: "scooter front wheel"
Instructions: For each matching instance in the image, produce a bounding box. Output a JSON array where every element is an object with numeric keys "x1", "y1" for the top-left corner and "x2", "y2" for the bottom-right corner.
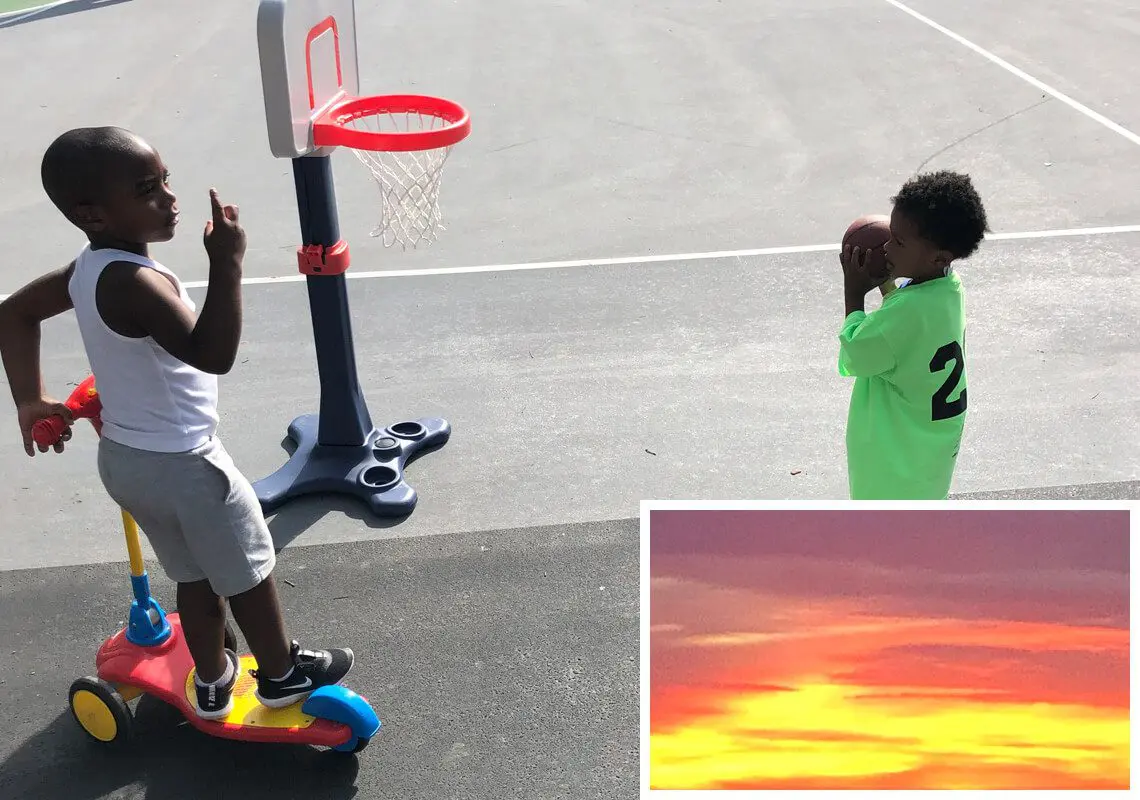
[{"x1": 69, "y1": 676, "x2": 133, "y2": 745}]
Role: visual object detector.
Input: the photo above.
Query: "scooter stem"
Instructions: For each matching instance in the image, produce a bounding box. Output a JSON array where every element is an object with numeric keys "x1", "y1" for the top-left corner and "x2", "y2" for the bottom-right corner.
[
  {"x1": 120, "y1": 490, "x2": 171, "y2": 647},
  {"x1": 43, "y1": 375, "x2": 172, "y2": 646},
  {"x1": 122, "y1": 510, "x2": 146, "y2": 579}
]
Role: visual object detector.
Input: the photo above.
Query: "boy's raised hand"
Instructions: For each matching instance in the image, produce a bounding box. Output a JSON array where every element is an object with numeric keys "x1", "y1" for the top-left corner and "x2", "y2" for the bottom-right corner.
[
  {"x1": 17, "y1": 396, "x2": 73, "y2": 456},
  {"x1": 202, "y1": 188, "x2": 247, "y2": 266}
]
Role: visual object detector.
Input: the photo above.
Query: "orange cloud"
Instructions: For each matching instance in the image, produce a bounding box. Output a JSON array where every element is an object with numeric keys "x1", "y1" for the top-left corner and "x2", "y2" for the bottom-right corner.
[
  {"x1": 650, "y1": 537, "x2": 1130, "y2": 790},
  {"x1": 650, "y1": 679, "x2": 1130, "y2": 789}
]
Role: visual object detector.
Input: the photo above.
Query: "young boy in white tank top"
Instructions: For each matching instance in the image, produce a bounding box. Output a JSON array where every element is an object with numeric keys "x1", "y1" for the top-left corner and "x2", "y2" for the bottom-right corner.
[{"x1": 0, "y1": 127, "x2": 353, "y2": 719}]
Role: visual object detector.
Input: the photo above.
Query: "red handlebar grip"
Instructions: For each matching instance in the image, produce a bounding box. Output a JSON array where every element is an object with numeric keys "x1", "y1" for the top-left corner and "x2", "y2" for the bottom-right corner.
[{"x1": 32, "y1": 415, "x2": 68, "y2": 447}]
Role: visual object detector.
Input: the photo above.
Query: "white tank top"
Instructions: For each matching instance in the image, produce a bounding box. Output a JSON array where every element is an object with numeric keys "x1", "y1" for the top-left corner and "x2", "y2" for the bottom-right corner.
[{"x1": 69, "y1": 245, "x2": 219, "y2": 453}]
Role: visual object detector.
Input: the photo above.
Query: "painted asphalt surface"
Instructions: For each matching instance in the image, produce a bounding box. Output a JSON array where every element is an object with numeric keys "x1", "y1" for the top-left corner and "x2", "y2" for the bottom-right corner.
[{"x1": 0, "y1": 519, "x2": 638, "y2": 800}]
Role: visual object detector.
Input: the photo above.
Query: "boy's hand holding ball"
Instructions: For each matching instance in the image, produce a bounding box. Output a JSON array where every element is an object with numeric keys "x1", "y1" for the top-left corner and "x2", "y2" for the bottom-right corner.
[{"x1": 841, "y1": 214, "x2": 893, "y2": 297}]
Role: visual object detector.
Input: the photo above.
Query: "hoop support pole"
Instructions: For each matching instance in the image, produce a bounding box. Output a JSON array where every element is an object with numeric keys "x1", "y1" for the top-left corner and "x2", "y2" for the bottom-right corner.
[{"x1": 291, "y1": 154, "x2": 372, "y2": 446}]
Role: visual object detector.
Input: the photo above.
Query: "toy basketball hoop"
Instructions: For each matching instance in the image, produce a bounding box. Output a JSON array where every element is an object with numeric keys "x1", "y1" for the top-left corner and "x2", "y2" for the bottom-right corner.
[
  {"x1": 253, "y1": 1, "x2": 460, "y2": 517},
  {"x1": 313, "y1": 94, "x2": 471, "y2": 249},
  {"x1": 257, "y1": 1, "x2": 471, "y2": 249}
]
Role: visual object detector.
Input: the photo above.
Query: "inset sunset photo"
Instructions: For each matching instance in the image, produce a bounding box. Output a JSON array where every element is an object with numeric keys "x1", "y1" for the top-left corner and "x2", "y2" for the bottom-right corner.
[{"x1": 648, "y1": 508, "x2": 1130, "y2": 790}]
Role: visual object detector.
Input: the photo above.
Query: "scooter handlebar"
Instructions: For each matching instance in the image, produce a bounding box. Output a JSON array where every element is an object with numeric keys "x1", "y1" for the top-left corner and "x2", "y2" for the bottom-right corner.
[
  {"x1": 32, "y1": 375, "x2": 103, "y2": 447},
  {"x1": 31, "y1": 415, "x2": 69, "y2": 447}
]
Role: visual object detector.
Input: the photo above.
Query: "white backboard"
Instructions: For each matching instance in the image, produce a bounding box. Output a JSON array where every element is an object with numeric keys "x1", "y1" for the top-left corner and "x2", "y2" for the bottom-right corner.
[{"x1": 257, "y1": 0, "x2": 361, "y2": 158}]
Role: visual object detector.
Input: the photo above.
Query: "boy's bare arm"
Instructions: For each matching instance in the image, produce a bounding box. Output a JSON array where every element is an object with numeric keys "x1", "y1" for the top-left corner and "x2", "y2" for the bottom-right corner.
[
  {"x1": 0, "y1": 262, "x2": 76, "y2": 405},
  {"x1": 102, "y1": 188, "x2": 246, "y2": 375},
  {"x1": 101, "y1": 262, "x2": 241, "y2": 375},
  {"x1": 0, "y1": 262, "x2": 78, "y2": 454}
]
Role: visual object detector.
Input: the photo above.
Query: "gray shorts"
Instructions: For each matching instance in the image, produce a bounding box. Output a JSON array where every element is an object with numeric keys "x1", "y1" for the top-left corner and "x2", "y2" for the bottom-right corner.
[{"x1": 97, "y1": 435, "x2": 276, "y2": 597}]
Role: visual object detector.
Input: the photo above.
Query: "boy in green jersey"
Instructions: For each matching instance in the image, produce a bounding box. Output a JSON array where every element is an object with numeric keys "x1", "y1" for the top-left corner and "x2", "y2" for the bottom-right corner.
[{"x1": 838, "y1": 171, "x2": 990, "y2": 499}]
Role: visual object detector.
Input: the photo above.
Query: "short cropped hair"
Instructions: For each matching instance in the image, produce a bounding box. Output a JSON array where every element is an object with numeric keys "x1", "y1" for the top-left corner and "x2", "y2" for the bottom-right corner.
[{"x1": 41, "y1": 126, "x2": 146, "y2": 216}]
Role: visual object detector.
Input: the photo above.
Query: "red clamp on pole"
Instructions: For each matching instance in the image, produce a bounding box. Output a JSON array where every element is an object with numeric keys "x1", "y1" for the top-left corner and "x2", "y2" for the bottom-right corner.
[{"x1": 297, "y1": 240, "x2": 351, "y2": 276}]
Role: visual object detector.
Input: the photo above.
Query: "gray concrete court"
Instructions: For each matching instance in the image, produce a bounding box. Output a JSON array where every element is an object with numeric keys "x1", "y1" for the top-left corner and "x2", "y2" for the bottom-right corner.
[
  {"x1": 0, "y1": 0, "x2": 1138, "y2": 797},
  {"x1": 2, "y1": 0, "x2": 1140, "y2": 287},
  {"x1": 2, "y1": 231, "x2": 1136, "y2": 571}
]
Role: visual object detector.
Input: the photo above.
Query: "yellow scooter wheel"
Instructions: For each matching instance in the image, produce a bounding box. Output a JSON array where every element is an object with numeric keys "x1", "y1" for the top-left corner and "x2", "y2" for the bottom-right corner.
[{"x1": 69, "y1": 677, "x2": 133, "y2": 745}]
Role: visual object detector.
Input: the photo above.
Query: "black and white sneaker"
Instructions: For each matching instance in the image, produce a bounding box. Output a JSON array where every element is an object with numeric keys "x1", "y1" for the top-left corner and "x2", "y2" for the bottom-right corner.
[
  {"x1": 194, "y1": 649, "x2": 240, "y2": 720},
  {"x1": 253, "y1": 640, "x2": 355, "y2": 709}
]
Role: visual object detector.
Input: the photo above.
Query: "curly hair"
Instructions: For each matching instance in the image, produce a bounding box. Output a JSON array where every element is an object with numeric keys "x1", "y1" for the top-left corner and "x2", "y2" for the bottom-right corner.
[{"x1": 891, "y1": 170, "x2": 990, "y2": 259}]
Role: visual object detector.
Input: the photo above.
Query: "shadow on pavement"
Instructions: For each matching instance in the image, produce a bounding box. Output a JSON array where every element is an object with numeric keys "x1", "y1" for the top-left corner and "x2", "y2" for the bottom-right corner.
[
  {"x1": 0, "y1": 696, "x2": 362, "y2": 800},
  {"x1": 0, "y1": 0, "x2": 132, "y2": 30},
  {"x1": 0, "y1": 518, "x2": 639, "y2": 800},
  {"x1": 262, "y1": 436, "x2": 444, "y2": 551}
]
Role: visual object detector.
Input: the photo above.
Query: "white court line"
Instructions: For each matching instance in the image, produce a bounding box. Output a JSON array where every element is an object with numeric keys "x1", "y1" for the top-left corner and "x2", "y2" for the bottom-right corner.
[
  {"x1": 178, "y1": 223, "x2": 1140, "y2": 290},
  {"x1": 885, "y1": 0, "x2": 1140, "y2": 148},
  {"x1": 0, "y1": 224, "x2": 1138, "y2": 300}
]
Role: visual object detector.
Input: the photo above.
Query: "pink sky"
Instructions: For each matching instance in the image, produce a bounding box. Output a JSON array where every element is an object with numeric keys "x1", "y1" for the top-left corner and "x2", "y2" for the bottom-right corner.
[
  {"x1": 651, "y1": 510, "x2": 1128, "y2": 688},
  {"x1": 649, "y1": 510, "x2": 1130, "y2": 789}
]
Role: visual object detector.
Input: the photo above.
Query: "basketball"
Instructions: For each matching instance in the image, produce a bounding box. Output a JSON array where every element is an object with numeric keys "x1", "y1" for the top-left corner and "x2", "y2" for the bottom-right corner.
[{"x1": 842, "y1": 214, "x2": 891, "y2": 280}]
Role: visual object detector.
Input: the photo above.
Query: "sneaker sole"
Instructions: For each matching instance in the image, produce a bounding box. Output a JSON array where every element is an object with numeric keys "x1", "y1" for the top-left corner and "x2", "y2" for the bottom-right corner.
[
  {"x1": 254, "y1": 688, "x2": 313, "y2": 709},
  {"x1": 194, "y1": 698, "x2": 235, "y2": 720}
]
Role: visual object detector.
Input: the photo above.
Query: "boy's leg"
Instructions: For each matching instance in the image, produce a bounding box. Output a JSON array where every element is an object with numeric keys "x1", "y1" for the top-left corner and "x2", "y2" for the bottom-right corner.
[
  {"x1": 97, "y1": 438, "x2": 242, "y2": 718},
  {"x1": 177, "y1": 579, "x2": 229, "y2": 682},
  {"x1": 228, "y1": 574, "x2": 293, "y2": 677},
  {"x1": 180, "y1": 438, "x2": 355, "y2": 707},
  {"x1": 98, "y1": 439, "x2": 224, "y2": 674}
]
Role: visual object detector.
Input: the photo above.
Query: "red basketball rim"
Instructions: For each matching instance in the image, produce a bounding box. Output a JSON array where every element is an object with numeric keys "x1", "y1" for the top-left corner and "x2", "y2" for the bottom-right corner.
[{"x1": 312, "y1": 94, "x2": 471, "y2": 153}]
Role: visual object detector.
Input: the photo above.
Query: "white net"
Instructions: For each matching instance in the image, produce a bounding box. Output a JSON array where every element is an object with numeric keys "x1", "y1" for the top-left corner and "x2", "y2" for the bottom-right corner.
[{"x1": 342, "y1": 110, "x2": 456, "y2": 249}]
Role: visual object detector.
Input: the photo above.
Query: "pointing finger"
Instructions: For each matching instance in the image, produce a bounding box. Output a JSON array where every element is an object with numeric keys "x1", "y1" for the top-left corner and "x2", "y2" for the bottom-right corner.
[{"x1": 209, "y1": 188, "x2": 224, "y2": 222}]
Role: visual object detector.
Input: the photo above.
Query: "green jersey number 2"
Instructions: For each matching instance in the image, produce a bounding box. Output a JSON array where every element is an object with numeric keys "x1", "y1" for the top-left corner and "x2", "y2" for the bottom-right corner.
[{"x1": 930, "y1": 333, "x2": 967, "y2": 422}]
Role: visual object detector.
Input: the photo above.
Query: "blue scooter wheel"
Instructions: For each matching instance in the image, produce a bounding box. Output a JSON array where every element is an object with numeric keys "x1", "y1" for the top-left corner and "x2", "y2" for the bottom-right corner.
[{"x1": 332, "y1": 735, "x2": 370, "y2": 753}]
